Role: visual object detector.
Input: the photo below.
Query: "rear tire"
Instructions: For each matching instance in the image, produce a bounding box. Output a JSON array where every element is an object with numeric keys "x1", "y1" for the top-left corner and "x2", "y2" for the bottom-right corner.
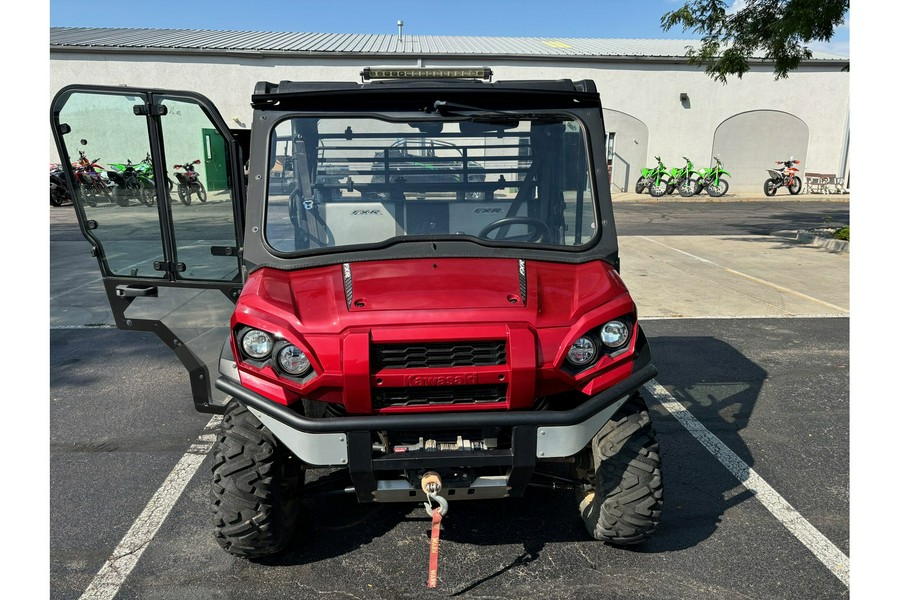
[
  {"x1": 177, "y1": 185, "x2": 191, "y2": 206},
  {"x1": 580, "y1": 393, "x2": 663, "y2": 545},
  {"x1": 763, "y1": 178, "x2": 778, "y2": 196},
  {"x1": 211, "y1": 401, "x2": 304, "y2": 559},
  {"x1": 634, "y1": 177, "x2": 648, "y2": 194}
]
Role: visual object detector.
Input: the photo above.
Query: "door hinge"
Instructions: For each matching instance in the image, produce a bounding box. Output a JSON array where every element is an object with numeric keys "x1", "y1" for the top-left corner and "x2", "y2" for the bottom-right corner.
[
  {"x1": 153, "y1": 261, "x2": 186, "y2": 273},
  {"x1": 133, "y1": 104, "x2": 168, "y2": 117}
]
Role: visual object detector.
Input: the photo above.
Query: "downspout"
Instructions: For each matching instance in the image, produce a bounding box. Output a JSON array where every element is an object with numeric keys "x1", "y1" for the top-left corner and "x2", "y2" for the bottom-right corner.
[{"x1": 838, "y1": 108, "x2": 849, "y2": 182}]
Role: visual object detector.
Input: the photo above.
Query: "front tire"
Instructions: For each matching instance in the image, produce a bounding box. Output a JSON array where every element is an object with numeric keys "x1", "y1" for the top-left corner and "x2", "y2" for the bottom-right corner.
[
  {"x1": 648, "y1": 179, "x2": 668, "y2": 198},
  {"x1": 211, "y1": 401, "x2": 304, "y2": 559},
  {"x1": 580, "y1": 393, "x2": 663, "y2": 545},
  {"x1": 114, "y1": 187, "x2": 131, "y2": 207},
  {"x1": 196, "y1": 181, "x2": 207, "y2": 202},
  {"x1": 788, "y1": 177, "x2": 802, "y2": 195},
  {"x1": 139, "y1": 186, "x2": 156, "y2": 207},
  {"x1": 678, "y1": 178, "x2": 697, "y2": 197},
  {"x1": 707, "y1": 179, "x2": 729, "y2": 197}
]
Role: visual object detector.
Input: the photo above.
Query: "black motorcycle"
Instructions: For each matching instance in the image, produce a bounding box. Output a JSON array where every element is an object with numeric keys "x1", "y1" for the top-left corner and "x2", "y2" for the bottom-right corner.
[{"x1": 50, "y1": 163, "x2": 72, "y2": 207}]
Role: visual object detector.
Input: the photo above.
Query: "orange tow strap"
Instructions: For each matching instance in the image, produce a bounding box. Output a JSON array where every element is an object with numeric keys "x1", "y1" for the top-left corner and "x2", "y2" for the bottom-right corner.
[{"x1": 427, "y1": 507, "x2": 443, "y2": 588}]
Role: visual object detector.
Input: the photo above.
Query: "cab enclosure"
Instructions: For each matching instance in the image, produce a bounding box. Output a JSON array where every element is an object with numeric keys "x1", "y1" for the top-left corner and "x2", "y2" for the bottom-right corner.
[{"x1": 50, "y1": 68, "x2": 662, "y2": 559}]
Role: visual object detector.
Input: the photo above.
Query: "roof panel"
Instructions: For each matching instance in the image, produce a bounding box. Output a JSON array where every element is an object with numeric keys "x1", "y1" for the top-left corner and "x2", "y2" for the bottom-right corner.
[{"x1": 49, "y1": 27, "x2": 849, "y2": 60}]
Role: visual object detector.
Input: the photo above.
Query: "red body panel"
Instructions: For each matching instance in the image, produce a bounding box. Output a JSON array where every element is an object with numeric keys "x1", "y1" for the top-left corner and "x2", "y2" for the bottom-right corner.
[{"x1": 232, "y1": 257, "x2": 639, "y2": 414}]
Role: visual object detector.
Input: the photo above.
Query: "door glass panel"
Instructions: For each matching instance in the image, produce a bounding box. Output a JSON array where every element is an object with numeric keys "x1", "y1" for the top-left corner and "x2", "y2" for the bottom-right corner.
[
  {"x1": 159, "y1": 97, "x2": 241, "y2": 282},
  {"x1": 57, "y1": 92, "x2": 166, "y2": 278}
]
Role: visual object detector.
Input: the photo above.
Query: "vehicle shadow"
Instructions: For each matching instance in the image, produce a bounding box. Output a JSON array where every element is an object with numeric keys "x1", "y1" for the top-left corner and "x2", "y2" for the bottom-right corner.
[{"x1": 636, "y1": 330, "x2": 767, "y2": 553}]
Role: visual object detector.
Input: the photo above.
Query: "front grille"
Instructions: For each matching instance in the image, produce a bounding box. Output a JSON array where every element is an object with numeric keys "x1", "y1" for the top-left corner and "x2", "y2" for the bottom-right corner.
[
  {"x1": 372, "y1": 341, "x2": 506, "y2": 370},
  {"x1": 373, "y1": 384, "x2": 507, "y2": 409}
]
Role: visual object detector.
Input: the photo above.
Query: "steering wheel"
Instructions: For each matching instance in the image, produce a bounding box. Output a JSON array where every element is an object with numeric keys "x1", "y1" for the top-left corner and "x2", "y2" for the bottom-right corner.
[{"x1": 478, "y1": 217, "x2": 550, "y2": 242}]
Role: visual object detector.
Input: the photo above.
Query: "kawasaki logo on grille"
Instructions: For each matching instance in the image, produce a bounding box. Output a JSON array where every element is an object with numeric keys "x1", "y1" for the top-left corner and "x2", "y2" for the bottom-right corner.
[{"x1": 407, "y1": 374, "x2": 478, "y2": 386}]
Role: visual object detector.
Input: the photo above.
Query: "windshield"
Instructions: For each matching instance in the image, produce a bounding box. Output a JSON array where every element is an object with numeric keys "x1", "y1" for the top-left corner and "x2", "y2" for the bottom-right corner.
[{"x1": 264, "y1": 115, "x2": 597, "y2": 254}]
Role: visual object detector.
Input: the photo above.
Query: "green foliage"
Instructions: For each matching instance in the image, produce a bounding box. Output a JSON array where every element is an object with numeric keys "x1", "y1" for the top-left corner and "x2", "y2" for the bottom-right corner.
[
  {"x1": 660, "y1": 0, "x2": 849, "y2": 83},
  {"x1": 833, "y1": 226, "x2": 849, "y2": 241}
]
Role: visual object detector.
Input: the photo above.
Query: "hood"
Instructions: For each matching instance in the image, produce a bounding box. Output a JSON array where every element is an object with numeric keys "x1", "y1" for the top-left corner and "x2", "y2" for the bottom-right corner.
[{"x1": 238, "y1": 257, "x2": 633, "y2": 335}]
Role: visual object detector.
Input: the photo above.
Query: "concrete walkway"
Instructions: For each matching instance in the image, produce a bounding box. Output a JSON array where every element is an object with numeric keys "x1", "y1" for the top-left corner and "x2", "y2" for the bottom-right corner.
[{"x1": 619, "y1": 234, "x2": 849, "y2": 319}]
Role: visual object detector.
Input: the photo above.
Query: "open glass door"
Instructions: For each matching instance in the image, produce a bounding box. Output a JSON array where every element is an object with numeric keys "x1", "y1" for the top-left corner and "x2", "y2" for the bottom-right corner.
[{"x1": 50, "y1": 86, "x2": 245, "y2": 413}]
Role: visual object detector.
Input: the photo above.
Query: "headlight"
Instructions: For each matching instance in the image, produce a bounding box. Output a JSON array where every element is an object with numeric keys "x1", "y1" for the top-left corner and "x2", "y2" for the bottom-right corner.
[
  {"x1": 567, "y1": 336, "x2": 597, "y2": 366},
  {"x1": 241, "y1": 329, "x2": 273, "y2": 359},
  {"x1": 600, "y1": 320, "x2": 629, "y2": 348},
  {"x1": 277, "y1": 345, "x2": 311, "y2": 375}
]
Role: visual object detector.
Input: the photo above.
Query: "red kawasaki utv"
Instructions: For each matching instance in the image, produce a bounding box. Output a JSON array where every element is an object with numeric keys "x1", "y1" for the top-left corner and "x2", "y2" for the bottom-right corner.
[{"x1": 50, "y1": 67, "x2": 662, "y2": 560}]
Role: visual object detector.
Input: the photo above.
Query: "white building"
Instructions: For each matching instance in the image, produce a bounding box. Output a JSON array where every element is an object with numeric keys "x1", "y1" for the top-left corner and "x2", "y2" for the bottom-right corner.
[{"x1": 50, "y1": 27, "x2": 849, "y2": 192}]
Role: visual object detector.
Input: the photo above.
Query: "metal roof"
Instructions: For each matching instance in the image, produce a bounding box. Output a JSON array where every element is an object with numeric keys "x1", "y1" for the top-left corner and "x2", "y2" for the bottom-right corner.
[{"x1": 50, "y1": 27, "x2": 848, "y2": 61}]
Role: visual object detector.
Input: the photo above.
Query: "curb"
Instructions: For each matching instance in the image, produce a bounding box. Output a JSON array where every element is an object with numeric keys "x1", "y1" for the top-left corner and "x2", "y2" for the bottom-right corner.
[
  {"x1": 612, "y1": 192, "x2": 850, "y2": 203},
  {"x1": 771, "y1": 230, "x2": 849, "y2": 253}
]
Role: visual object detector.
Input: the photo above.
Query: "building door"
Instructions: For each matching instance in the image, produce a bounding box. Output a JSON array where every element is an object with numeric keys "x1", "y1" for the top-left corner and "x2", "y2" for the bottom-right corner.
[
  {"x1": 604, "y1": 132, "x2": 615, "y2": 184},
  {"x1": 203, "y1": 127, "x2": 229, "y2": 190}
]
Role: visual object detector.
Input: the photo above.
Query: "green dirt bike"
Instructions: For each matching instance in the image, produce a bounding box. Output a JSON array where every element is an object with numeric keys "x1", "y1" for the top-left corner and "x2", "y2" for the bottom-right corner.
[
  {"x1": 644, "y1": 156, "x2": 673, "y2": 198},
  {"x1": 635, "y1": 156, "x2": 666, "y2": 194},
  {"x1": 693, "y1": 156, "x2": 730, "y2": 197},
  {"x1": 669, "y1": 156, "x2": 701, "y2": 198},
  {"x1": 107, "y1": 156, "x2": 156, "y2": 207}
]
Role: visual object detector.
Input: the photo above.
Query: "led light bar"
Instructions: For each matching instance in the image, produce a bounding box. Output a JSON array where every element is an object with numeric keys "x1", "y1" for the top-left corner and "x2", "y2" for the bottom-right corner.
[{"x1": 361, "y1": 67, "x2": 493, "y2": 81}]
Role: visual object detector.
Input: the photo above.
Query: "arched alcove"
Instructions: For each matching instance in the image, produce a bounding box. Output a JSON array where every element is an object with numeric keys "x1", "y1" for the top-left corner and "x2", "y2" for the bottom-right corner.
[
  {"x1": 712, "y1": 111, "x2": 809, "y2": 192},
  {"x1": 602, "y1": 109, "x2": 649, "y2": 193}
]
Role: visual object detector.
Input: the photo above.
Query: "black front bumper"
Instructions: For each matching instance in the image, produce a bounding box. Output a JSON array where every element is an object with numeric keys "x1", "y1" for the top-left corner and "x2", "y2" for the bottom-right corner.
[{"x1": 215, "y1": 359, "x2": 657, "y2": 502}]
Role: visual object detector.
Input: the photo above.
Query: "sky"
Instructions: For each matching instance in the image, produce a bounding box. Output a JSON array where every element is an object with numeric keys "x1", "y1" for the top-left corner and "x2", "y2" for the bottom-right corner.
[{"x1": 48, "y1": 0, "x2": 849, "y2": 57}]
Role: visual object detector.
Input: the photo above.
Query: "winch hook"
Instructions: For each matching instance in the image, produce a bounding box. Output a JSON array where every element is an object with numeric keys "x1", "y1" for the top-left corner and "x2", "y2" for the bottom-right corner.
[{"x1": 421, "y1": 471, "x2": 449, "y2": 517}]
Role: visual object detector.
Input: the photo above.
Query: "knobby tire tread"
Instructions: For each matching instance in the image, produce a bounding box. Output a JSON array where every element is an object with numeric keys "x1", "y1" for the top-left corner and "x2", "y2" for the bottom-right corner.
[
  {"x1": 211, "y1": 401, "x2": 303, "y2": 559},
  {"x1": 580, "y1": 393, "x2": 663, "y2": 545}
]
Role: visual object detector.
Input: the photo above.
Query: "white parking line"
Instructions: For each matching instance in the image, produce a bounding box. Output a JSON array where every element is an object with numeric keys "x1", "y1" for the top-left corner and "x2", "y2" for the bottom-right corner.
[
  {"x1": 637, "y1": 236, "x2": 850, "y2": 314},
  {"x1": 78, "y1": 416, "x2": 222, "y2": 600},
  {"x1": 643, "y1": 380, "x2": 850, "y2": 588}
]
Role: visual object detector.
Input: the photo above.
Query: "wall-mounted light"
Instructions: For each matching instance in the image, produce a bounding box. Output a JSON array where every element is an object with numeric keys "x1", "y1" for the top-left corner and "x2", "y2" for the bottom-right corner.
[{"x1": 679, "y1": 93, "x2": 689, "y2": 102}]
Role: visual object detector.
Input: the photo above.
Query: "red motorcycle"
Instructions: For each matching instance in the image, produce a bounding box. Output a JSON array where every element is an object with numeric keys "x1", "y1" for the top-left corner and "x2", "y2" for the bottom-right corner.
[
  {"x1": 173, "y1": 159, "x2": 207, "y2": 206},
  {"x1": 73, "y1": 150, "x2": 112, "y2": 207},
  {"x1": 763, "y1": 157, "x2": 802, "y2": 196}
]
